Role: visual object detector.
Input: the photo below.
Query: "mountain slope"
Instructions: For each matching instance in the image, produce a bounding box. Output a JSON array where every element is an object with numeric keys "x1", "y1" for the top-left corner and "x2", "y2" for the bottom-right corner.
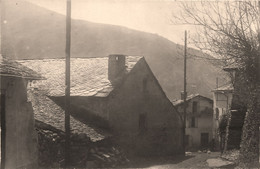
[{"x1": 2, "y1": 0, "x2": 228, "y2": 100}]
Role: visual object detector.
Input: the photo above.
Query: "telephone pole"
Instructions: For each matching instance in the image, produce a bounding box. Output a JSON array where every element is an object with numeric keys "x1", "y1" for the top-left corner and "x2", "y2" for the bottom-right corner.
[
  {"x1": 258, "y1": 1, "x2": 260, "y2": 83},
  {"x1": 1, "y1": 1, "x2": 6, "y2": 168},
  {"x1": 65, "y1": 0, "x2": 71, "y2": 166},
  {"x1": 183, "y1": 30, "x2": 187, "y2": 154}
]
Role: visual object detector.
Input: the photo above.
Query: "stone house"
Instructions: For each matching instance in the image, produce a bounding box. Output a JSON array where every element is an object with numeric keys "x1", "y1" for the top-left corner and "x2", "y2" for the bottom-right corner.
[
  {"x1": 0, "y1": 56, "x2": 44, "y2": 169},
  {"x1": 172, "y1": 94, "x2": 213, "y2": 151},
  {"x1": 19, "y1": 54, "x2": 183, "y2": 156}
]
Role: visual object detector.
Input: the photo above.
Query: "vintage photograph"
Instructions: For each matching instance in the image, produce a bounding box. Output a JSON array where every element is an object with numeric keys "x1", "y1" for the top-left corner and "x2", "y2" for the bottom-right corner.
[{"x1": 0, "y1": 0, "x2": 260, "y2": 168}]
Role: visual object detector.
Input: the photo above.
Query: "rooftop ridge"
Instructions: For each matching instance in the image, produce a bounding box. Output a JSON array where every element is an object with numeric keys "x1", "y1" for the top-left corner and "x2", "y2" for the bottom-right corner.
[{"x1": 16, "y1": 55, "x2": 144, "y2": 61}]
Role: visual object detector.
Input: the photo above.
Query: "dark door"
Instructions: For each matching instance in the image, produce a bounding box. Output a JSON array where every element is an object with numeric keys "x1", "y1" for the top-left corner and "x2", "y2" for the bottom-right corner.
[{"x1": 201, "y1": 133, "x2": 209, "y2": 148}]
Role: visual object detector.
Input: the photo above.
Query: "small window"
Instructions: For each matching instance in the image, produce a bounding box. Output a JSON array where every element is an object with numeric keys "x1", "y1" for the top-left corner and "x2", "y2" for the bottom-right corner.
[
  {"x1": 115, "y1": 56, "x2": 119, "y2": 61},
  {"x1": 185, "y1": 135, "x2": 189, "y2": 146},
  {"x1": 191, "y1": 117, "x2": 196, "y2": 127},
  {"x1": 215, "y1": 108, "x2": 219, "y2": 120},
  {"x1": 139, "y1": 113, "x2": 146, "y2": 133}
]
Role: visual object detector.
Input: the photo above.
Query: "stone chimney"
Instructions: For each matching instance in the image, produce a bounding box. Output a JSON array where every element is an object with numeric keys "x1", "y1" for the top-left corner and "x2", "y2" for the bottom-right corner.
[{"x1": 108, "y1": 54, "x2": 126, "y2": 85}]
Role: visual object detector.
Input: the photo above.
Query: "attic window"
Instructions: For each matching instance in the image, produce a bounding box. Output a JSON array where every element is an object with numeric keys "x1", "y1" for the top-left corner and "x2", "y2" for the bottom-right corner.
[
  {"x1": 143, "y1": 77, "x2": 148, "y2": 93},
  {"x1": 116, "y1": 56, "x2": 119, "y2": 61},
  {"x1": 139, "y1": 113, "x2": 147, "y2": 133}
]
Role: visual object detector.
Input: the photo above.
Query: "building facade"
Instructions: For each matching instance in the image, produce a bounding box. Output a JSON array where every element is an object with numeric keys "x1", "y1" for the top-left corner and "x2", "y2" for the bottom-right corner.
[{"x1": 172, "y1": 94, "x2": 213, "y2": 151}]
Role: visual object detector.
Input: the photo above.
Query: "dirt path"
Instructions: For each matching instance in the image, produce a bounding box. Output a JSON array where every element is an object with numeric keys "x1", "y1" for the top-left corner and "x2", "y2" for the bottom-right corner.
[
  {"x1": 122, "y1": 152, "x2": 222, "y2": 169},
  {"x1": 148, "y1": 152, "x2": 220, "y2": 169}
]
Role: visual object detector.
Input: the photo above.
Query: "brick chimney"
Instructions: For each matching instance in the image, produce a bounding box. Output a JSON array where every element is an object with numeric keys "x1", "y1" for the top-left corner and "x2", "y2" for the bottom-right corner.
[{"x1": 108, "y1": 54, "x2": 126, "y2": 85}]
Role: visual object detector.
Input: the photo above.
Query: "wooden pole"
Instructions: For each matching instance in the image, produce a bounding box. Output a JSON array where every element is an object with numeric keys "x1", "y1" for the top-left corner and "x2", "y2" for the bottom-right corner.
[
  {"x1": 1, "y1": 92, "x2": 6, "y2": 169},
  {"x1": 258, "y1": 1, "x2": 260, "y2": 83},
  {"x1": 65, "y1": 0, "x2": 71, "y2": 166},
  {"x1": 183, "y1": 30, "x2": 187, "y2": 154},
  {"x1": 1, "y1": 0, "x2": 6, "y2": 168}
]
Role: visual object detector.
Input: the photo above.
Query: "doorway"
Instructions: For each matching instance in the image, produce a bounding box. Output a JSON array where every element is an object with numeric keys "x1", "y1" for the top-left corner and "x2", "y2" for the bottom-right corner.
[{"x1": 201, "y1": 133, "x2": 209, "y2": 148}]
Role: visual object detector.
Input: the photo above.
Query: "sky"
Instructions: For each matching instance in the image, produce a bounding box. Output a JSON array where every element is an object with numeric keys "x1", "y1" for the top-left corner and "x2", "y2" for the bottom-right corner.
[{"x1": 26, "y1": 0, "x2": 195, "y2": 45}]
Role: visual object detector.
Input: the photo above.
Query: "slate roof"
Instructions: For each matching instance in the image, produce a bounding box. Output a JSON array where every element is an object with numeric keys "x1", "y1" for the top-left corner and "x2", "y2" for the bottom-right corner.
[
  {"x1": 28, "y1": 89, "x2": 109, "y2": 142},
  {"x1": 18, "y1": 56, "x2": 142, "y2": 97},
  {"x1": 172, "y1": 94, "x2": 212, "y2": 106},
  {"x1": 0, "y1": 55, "x2": 44, "y2": 80}
]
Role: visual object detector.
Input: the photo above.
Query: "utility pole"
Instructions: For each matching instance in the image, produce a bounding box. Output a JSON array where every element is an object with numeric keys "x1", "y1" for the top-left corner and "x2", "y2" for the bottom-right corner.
[
  {"x1": 1, "y1": 1, "x2": 6, "y2": 168},
  {"x1": 65, "y1": 0, "x2": 71, "y2": 166},
  {"x1": 258, "y1": 1, "x2": 260, "y2": 83},
  {"x1": 183, "y1": 30, "x2": 187, "y2": 154}
]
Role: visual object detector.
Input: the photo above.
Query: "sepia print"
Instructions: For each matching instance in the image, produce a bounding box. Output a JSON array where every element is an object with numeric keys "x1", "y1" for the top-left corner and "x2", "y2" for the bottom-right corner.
[{"x1": 0, "y1": 0, "x2": 259, "y2": 168}]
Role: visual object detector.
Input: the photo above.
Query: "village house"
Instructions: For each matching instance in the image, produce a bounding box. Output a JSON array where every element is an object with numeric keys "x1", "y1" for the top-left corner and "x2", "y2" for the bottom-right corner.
[
  {"x1": 212, "y1": 66, "x2": 247, "y2": 152},
  {"x1": 19, "y1": 54, "x2": 183, "y2": 156},
  {"x1": 0, "y1": 55, "x2": 44, "y2": 169},
  {"x1": 212, "y1": 83, "x2": 234, "y2": 151},
  {"x1": 172, "y1": 94, "x2": 213, "y2": 151}
]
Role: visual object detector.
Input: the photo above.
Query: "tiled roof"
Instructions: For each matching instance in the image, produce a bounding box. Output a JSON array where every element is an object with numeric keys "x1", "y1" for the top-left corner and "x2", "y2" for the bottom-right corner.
[
  {"x1": 28, "y1": 89, "x2": 109, "y2": 142},
  {"x1": 172, "y1": 94, "x2": 200, "y2": 106},
  {"x1": 18, "y1": 56, "x2": 142, "y2": 97},
  {"x1": 212, "y1": 83, "x2": 234, "y2": 92},
  {"x1": 172, "y1": 94, "x2": 212, "y2": 106},
  {"x1": 0, "y1": 55, "x2": 44, "y2": 80}
]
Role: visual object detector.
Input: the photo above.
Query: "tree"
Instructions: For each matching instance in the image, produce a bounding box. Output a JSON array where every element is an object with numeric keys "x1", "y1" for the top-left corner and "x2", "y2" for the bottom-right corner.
[{"x1": 174, "y1": 1, "x2": 260, "y2": 167}]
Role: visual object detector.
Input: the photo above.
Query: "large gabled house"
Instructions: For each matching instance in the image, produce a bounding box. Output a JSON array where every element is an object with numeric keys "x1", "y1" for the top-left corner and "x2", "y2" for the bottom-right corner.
[{"x1": 19, "y1": 54, "x2": 183, "y2": 156}]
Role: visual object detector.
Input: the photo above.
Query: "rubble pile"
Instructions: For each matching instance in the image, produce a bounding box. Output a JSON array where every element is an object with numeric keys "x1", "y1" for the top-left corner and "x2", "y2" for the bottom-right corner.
[
  {"x1": 37, "y1": 128, "x2": 64, "y2": 168},
  {"x1": 70, "y1": 133, "x2": 91, "y2": 167},
  {"x1": 36, "y1": 124, "x2": 129, "y2": 168},
  {"x1": 87, "y1": 145, "x2": 129, "y2": 168}
]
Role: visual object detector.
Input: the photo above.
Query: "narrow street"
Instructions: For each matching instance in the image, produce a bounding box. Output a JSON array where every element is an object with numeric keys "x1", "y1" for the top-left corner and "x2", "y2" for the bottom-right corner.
[{"x1": 122, "y1": 152, "x2": 236, "y2": 169}]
